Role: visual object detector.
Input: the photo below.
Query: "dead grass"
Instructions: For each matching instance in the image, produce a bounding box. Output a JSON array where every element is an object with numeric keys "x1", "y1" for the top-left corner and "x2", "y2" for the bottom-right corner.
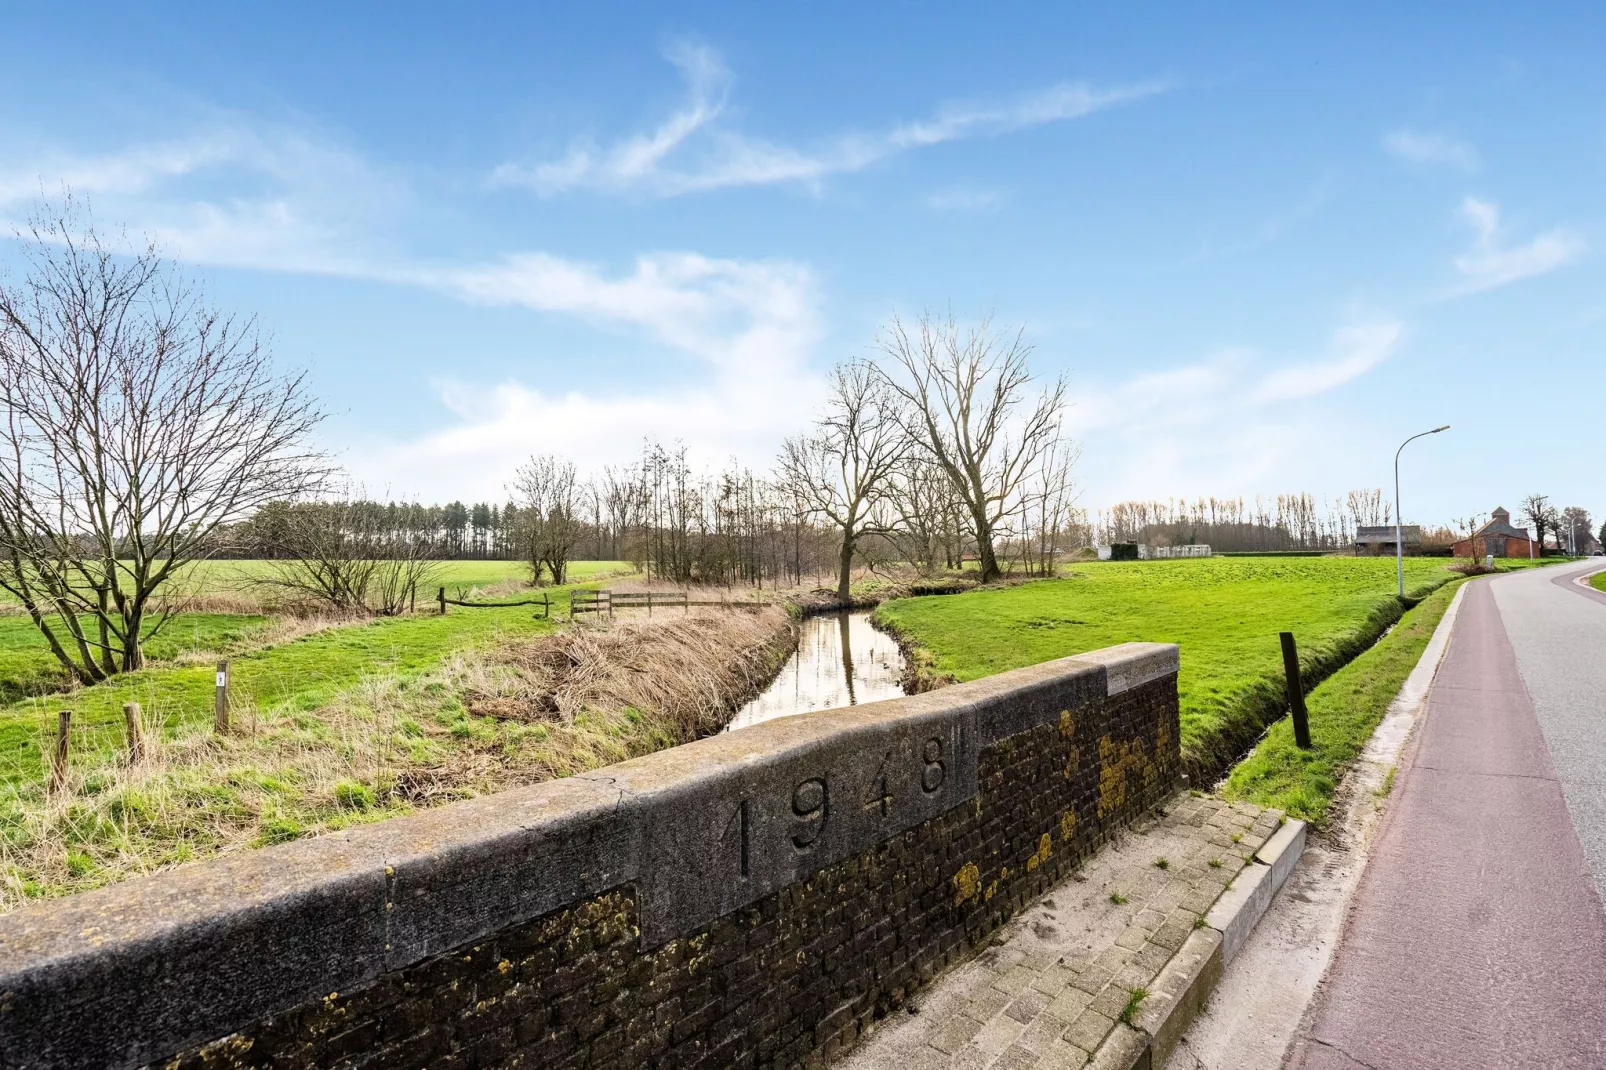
[{"x1": 0, "y1": 606, "x2": 796, "y2": 910}]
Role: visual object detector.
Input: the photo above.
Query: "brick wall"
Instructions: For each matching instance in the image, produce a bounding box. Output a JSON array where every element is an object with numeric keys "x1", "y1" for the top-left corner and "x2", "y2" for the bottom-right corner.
[{"x1": 0, "y1": 644, "x2": 1180, "y2": 1070}]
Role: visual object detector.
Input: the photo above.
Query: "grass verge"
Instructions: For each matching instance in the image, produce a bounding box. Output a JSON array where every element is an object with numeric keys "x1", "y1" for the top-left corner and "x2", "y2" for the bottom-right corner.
[
  {"x1": 874, "y1": 557, "x2": 1457, "y2": 783},
  {"x1": 1221, "y1": 578, "x2": 1464, "y2": 824},
  {"x1": 0, "y1": 607, "x2": 794, "y2": 908}
]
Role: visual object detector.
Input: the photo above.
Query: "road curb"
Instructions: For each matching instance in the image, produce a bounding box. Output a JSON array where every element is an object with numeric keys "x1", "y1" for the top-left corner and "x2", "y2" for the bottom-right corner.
[{"x1": 1090, "y1": 818, "x2": 1308, "y2": 1069}]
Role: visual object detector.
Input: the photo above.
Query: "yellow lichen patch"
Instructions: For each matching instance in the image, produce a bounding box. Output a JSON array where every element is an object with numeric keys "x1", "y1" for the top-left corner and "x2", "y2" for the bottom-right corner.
[
  {"x1": 952, "y1": 861, "x2": 982, "y2": 905},
  {"x1": 1099, "y1": 734, "x2": 1158, "y2": 818},
  {"x1": 1026, "y1": 833, "x2": 1053, "y2": 872},
  {"x1": 1060, "y1": 810, "x2": 1077, "y2": 842}
]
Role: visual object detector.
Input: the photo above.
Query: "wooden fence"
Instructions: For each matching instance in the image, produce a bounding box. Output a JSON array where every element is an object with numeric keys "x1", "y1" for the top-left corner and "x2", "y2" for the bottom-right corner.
[
  {"x1": 570, "y1": 590, "x2": 770, "y2": 618},
  {"x1": 436, "y1": 587, "x2": 550, "y2": 618}
]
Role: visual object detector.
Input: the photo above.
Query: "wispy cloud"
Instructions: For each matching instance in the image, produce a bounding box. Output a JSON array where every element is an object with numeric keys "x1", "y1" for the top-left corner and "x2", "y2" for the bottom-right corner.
[
  {"x1": 1067, "y1": 323, "x2": 1404, "y2": 502},
  {"x1": 0, "y1": 124, "x2": 827, "y2": 498},
  {"x1": 1450, "y1": 196, "x2": 1584, "y2": 294},
  {"x1": 1254, "y1": 323, "x2": 1402, "y2": 402},
  {"x1": 491, "y1": 42, "x2": 1167, "y2": 198},
  {"x1": 1383, "y1": 129, "x2": 1479, "y2": 171}
]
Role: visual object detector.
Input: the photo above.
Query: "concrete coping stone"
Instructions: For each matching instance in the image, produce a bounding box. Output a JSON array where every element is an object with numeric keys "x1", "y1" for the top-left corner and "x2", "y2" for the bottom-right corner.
[
  {"x1": 1253, "y1": 818, "x2": 1303, "y2": 871},
  {"x1": 0, "y1": 641, "x2": 1177, "y2": 1070}
]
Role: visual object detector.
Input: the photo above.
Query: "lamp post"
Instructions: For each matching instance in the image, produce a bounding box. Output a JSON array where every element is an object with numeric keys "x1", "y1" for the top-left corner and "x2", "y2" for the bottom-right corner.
[{"x1": 1395, "y1": 425, "x2": 1451, "y2": 597}]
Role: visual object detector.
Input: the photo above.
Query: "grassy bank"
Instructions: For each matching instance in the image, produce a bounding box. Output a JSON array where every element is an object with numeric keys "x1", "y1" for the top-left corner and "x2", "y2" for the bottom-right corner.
[
  {"x1": 1223, "y1": 579, "x2": 1464, "y2": 823},
  {"x1": 0, "y1": 605, "x2": 792, "y2": 908},
  {"x1": 874, "y1": 557, "x2": 1457, "y2": 782},
  {"x1": 0, "y1": 560, "x2": 635, "y2": 701}
]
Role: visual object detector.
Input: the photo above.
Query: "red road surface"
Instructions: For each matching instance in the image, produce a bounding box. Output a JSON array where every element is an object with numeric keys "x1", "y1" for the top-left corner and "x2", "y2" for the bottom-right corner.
[{"x1": 1288, "y1": 578, "x2": 1606, "y2": 1069}]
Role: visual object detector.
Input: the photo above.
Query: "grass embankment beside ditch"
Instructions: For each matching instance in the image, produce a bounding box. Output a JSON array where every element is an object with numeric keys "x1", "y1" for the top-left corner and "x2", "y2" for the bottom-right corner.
[
  {"x1": 1223, "y1": 579, "x2": 1463, "y2": 823},
  {"x1": 874, "y1": 557, "x2": 1457, "y2": 784},
  {"x1": 0, "y1": 597, "x2": 792, "y2": 909},
  {"x1": 0, "y1": 560, "x2": 635, "y2": 701}
]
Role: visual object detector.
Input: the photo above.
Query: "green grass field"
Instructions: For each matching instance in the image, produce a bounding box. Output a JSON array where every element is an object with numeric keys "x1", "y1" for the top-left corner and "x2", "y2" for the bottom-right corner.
[
  {"x1": 1223, "y1": 578, "x2": 1463, "y2": 823},
  {"x1": 0, "y1": 562, "x2": 632, "y2": 791},
  {"x1": 875, "y1": 556, "x2": 1459, "y2": 781}
]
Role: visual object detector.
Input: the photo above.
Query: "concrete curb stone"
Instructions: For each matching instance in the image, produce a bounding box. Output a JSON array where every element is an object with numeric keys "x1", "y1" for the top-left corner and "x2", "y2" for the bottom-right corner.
[{"x1": 1104, "y1": 819, "x2": 1307, "y2": 1068}]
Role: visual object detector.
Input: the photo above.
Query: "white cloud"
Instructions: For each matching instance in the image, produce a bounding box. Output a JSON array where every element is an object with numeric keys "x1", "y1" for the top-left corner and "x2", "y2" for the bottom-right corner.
[
  {"x1": 492, "y1": 43, "x2": 1166, "y2": 197},
  {"x1": 1254, "y1": 322, "x2": 1401, "y2": 402},
  {"x1": 1066, "y1": 324, "x2": 1403, "y2": 505},
  {"x1": 0, "y1": 125, "x2": 408, "y2": 277},
  {"x1": 1450, "y1": 196, "x2": 1584, "y2": 294},
  {"x1": 1383, "y1": 129, "x2": 1479, "y2": 171},
  {"x1": 346, "y1": 252, "x2": 825, "y2": 498},
  {"x1": 0, "y1": 124, "x2": 828, "y2": 500}
]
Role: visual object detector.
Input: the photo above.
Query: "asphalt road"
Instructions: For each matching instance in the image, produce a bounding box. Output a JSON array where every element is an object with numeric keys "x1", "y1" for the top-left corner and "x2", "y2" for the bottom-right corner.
[{"x1": 1289, "y1": 561, "x2": 1606, "y2": 1069}]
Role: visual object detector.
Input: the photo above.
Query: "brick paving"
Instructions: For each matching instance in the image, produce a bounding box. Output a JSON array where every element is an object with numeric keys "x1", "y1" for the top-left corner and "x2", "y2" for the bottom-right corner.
[{"x1": 840, "y1": 796, "x2": 1283, "y2": 1070}]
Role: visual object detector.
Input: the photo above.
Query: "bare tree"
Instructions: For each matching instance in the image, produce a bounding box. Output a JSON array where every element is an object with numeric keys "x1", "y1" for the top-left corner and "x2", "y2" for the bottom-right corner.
[
  {"x1": 779, "y1": 360, "x2": 907, "y2": 602},
  {"x1": 1562, "y1": 506, "x2": 1592, "y2": 557},
  {"x1": 876, "y1": 312, "x2": 1067, "y2": 583},
  {"x1": 513, "y1": 454, "x2": 584, "y2": 584},
  {"x1": 0, "y1": 199, "x2": 326, "y2": 681},
  {"x1": 887, "y1": 457, "x2": 960, "y2": 576},
  {"x1": 1521, "y1": 494, "x2": 1551, "y2": 556}
]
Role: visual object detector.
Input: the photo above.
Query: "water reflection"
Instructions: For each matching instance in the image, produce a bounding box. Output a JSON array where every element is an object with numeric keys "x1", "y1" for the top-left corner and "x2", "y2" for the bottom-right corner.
[{"x1": 726, "y1": 610, "x2": 906, "y2": 731}]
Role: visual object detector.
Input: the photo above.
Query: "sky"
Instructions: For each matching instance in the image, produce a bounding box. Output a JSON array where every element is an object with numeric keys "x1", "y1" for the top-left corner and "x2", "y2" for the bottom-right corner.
[{"x1": 0, "y1": 3, "x2": 1601, "y2": 526}]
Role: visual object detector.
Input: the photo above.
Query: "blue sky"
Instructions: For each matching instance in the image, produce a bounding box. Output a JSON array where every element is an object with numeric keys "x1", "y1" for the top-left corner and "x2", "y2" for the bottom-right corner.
[{"x1": 1, "y1": 3, "x2": 1601, "y2": 524}]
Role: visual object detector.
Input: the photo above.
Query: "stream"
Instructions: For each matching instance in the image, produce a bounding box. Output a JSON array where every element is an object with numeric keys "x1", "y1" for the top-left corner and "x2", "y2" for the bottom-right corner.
[{"x1": 725, "y1": 610, "x2": 906, "y2": 731}]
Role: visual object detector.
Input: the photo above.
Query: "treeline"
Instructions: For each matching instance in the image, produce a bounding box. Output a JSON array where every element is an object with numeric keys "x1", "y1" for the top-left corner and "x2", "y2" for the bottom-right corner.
[
  {"x1": 229, "y1": 313, "x2": 1086, "y2": 601},
  {"x1": 228, "y1": 500, "x2": 528, "y2": 561}
]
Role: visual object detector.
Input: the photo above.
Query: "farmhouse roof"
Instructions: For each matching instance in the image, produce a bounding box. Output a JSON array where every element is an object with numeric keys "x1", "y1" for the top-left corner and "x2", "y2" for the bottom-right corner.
[
  {"x1": 1356, "y1": 525, "x2": 1421, "y2": 543},
  {"x1": 1472, "y1": 511, "x2": 1530, "y2": 541}
]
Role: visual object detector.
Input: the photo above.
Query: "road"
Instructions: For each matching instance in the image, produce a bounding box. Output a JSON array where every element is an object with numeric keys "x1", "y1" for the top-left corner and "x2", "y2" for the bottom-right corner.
[{"x1": 1288, "y1": 560, "x2": 1606, "y2": 1069}]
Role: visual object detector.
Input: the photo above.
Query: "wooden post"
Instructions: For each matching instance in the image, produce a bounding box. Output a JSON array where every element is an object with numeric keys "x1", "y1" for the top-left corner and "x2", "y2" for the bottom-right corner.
[
  {"x1": 1279, "y1": 632, "x2": 1312, "y2": 749},
  {"x1": 215, "y1": 659, "x2": 231, "y2": 735},
  {"x1": 50, "y1": 710, "x2": 71, "y2": 793},
  {"x1": 439, "y1": 586, "x2": 447, "y2": 615},
  {"x1": 123, "y1": 702, "x2": 145, "y2": 763}
]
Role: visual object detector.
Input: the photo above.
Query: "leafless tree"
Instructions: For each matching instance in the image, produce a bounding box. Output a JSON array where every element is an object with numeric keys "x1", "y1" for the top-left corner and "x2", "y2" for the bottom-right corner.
[
  {"x1": 0, "y1": 199, "x2": 326, "y2": 681},
  {"x1": 1521, "y1": 494, "x2": 1551, "y2": 556},
  {"x1": 1561, "y1": 506, "x2": 1591, "y2": 557},
  {"x1": 887, "y1": 457, "x2": 961, "y2": 576},
  {"x1": 253, "y1": 496, "x2": 441, "y2": 615},
  {"x1": 876, "y1": 311, "x2": 1067, "y2": 582},
  {"x1": 513, "y1": 454, "x2": 584, "y2": 584},
  {"x1": 779, "y1": 360, "x2": 907, "y2": 602}
]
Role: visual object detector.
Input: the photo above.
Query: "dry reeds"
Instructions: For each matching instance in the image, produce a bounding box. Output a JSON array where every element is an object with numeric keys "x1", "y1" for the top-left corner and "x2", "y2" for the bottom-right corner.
[{"x1": 459, "y1": 606, "x2": 796, "y2": 738}]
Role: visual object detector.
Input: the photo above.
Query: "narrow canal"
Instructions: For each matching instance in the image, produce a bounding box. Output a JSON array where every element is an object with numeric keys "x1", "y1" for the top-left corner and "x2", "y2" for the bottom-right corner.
[{"x1": 726, "y1": 610, "x2": 906, "y2": 731}]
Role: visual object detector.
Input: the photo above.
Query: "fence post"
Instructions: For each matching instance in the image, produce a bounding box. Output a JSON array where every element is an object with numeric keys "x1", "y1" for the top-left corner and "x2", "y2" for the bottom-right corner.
[
  {"x1": 439, "y1": 586, "x2": 447, "y2": 615},
  {"x1": 123, "y1": 701, "x2": 145, "y2": 763},
  {"x1": 50, "y1": 710, "x2": 71, "y2": 793},
  {"x1": 1279, "y1": 632, "x2": 1312, "y2": 749},
  {"x1": 215, "y1": 659, "x2": 231, "y2": 735}
]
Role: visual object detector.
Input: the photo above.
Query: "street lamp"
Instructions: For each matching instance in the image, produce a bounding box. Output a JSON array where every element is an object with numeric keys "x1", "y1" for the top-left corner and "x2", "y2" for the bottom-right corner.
[{"x1": 1395, "y1": 425, "x2": 1451, "y2": 597}]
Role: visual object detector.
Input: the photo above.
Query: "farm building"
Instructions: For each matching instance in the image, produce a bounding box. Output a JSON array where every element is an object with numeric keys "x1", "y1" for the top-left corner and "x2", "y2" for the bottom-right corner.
[
  {"x1": 1355, "y1": 525, "x2": 1422, "y2": 555},
  {"x1": 1450, "y1": 507, "x2": 1535, "y2": 558}
]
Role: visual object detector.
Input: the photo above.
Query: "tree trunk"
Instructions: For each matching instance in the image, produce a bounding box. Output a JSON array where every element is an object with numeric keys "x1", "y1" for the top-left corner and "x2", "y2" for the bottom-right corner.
[
  {"x1": 837, "y1": 532, "x2": 856, "y2": 605},
  {"x1": 973, "y1": 509, "x2": 1000, "y2": 583}
]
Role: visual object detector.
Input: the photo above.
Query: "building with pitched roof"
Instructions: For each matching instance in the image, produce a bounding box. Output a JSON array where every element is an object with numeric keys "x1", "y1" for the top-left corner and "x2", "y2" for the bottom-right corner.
[{"x1": 1451, "y1": 507, "x2": 1535, "y2": 558}]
